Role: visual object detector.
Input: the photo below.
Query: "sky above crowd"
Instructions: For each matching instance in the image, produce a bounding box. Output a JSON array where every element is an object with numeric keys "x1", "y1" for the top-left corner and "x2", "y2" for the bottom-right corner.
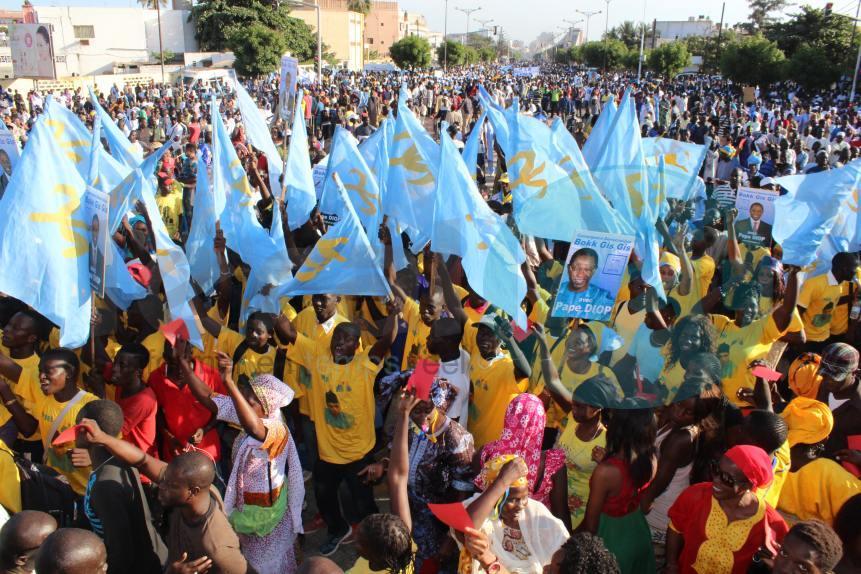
[{"x1": 0, "y1": 0, "x2": 848, "y2": 45}]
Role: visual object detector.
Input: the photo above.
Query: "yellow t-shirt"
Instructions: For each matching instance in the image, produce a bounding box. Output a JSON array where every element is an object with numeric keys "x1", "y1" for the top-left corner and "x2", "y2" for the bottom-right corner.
[
  {"x1": 155, "y1": 189, "x2": 184, "y2": 241},
  {"x1": 759, "y1": 440, "x2": 790, "y2": 510},
  {"x1": 778, "y1": 457, "x2": 861, "y2": 525},
  {"x1": 691, "y1": 254, "x2": 716, "y2": 302},
  {"x1": 711, "y1": 313, "x2": 787, "y2": 407},
  {"x1": 215, "y1": 328, "x2": 303, "y2": 400},
  {"x1": 798, "y1": 273, "x2": 843, "y2": 342},
  {"x1": 533, "y1": 361, "x2": 621, "y2": 430},
  {"x1": 401, "y1": 297, "x2": 436, "y2": 371},
  {"x1": 35, "y1": 390, "x2": 99, "y2": 495},
  {"x1": 463, "y1": 324, "x2": 527, "y2": 449},
  {"x1": 141, "y1": 331, "x2": 167, "y2": 383},
  {"x1": 292, "y1": 307, "x2": 352, "y2": 418},
  {"x1": 0, "y1": 439, "x2": 21, "y2": 513},
  {"x1": 829, "y1": 270, "x2": 860, "y2": 337},
  {"x1": 0, "y1": 352, "x2": 41, "y2": 436},
  {"x1": 285, "y1": 333, "x2": 382, "y2": 465}
]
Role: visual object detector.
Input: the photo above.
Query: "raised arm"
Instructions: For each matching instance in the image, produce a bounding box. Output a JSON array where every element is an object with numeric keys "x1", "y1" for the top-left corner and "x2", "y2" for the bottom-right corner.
[
  {"x1": 724, "y1": 208, "x2": 743, "y2": 267},
  {"x1": 175, "y1": 338, "x2": 217, "y2": 415},
  {"x1": 496, "y1": 315, "x2": 531, "y2": 379},
  {"x1": 656, "y1": 217, "x2": 678, "y2": 257},
  {"x1": 436, "y1": 254, "x2": 468, "y2": 327},
  {"x1": 77, "y1": 418, "x2": 167, "y2": 482},
  {"x1": 466, "y1": 458, "x2": 528, "y2": 528},
  {"x1": 380, "y1": 223, "x2": 410, "y2": 303},
  {"x1": 772, "y1": 267, "x2": 801, "y2": 332},
  {"x1": 216, "y1": 352, "x2": 266, "y2": 442},
  {"x1": 0, "y1": 379, "x2": 37, "y2": 437},
  {"x1": 369, "y1": 297, "x2": 404, "y2": 363},
  {"x1": 273, "y1": 312, "x2": 298, "y2": 347},
  {"x1": 533, "y1": 323, "x2": 572, "y2": 412},
  {"x1": 673, "y1": 224, "x2": 694, "y2": 297},
  {"x1": 388, "y1": 389, "x2": 421, "y2": 533}
]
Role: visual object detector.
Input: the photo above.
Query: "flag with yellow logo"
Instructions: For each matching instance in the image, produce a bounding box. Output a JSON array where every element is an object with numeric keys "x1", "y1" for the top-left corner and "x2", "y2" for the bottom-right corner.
[
  {"x1": 273, "y1": 173, "x2": 391, "y2": 298},
  {"x1": 432, "y1": 130, "x2": 527, "y2": 327},
  {"x1": 319, "y1": 126, "x2": 381, "y2": 232},
  {"x1": 0, "y1": 115, "x2": 92, "y2": 347},
  {"x1": 283, "y1": 89, "x2": 317, "y2": 231},
  {"x1": 642, "y1": 137, "x2": 707, "y2": 202}
]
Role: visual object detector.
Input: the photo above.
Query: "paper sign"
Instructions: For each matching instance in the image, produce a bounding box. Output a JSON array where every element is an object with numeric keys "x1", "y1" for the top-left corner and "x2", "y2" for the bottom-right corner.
[
  {"x1": 84, "y1": 186, "x2": 110, "y2": 298},
  {"x1": 842, "y1": 435, "x2": 861, "y2": 477},
  {"x1": 751, "y1": 365, "x2": 782, "y2": 382},
  {"x1": 406, "y1": 359, "x2": 440, "y2": 401},
  {"x1": 159, "y1": 318, "x2": 190, "y2": 347},
  {"x1": 52, "y1": 425, "x2": 81, "y2": 446},
  {"x1": 428, "y1": 502, "x2": 474, "y2": 532},
  {"x1": 511, "y1": 319, "x2": 534, "y2": 342}
]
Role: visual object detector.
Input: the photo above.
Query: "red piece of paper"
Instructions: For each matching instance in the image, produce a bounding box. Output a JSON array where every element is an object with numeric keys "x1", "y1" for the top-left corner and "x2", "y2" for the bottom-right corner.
[
  {"x1": 159, "y1": 318, "x2": 190, "y2": 347},
  {"x1": 407, "y1": 360, "x2": 440, "y2": 401},
  {"x1": 842, "y1": 435, "x2": 861, "y2": 477},
  {"x1": 52, "y1": 425, "x2": 81, "y2": 446},
  {"x1": 751, "y1": 365, "x2": 782, "y2": 381},
  {"x1": 428, "y1": 502, "x2": 474, "y2": 532},
  {"x1": 511, "y1": 319, "x2": 534, "y2": 343}
]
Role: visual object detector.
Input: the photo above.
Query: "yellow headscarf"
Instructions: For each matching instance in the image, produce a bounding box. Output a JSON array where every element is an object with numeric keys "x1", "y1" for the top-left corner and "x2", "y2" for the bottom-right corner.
[
  {"x1": 781, "y1": 397, "x2": 834, "y2": 447},
  {"x1": 788, "y1": 353, "x2": 823, "y2": 399},
  {"x1": 660, "y1": 251, "x2": 682, "y2": 275},
  {"x1": 478, "y1": 454, "x2": 528, "y2": 490}
]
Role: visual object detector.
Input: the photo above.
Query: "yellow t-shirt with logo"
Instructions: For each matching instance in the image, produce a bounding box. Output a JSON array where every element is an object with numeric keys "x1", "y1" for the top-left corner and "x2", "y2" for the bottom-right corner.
[
  {"x1": 463, "y1": 323, "x2": 527, "y2": 449},
  {"x1": 710, "y1": 313, "x2": 787, "y2": 407},
  {"x1": 691, "y1": 254, "x2": 716, "y2": 302},
  {"x1": 155, "y1": 189, "x2": 184, "y2": 241},
  {"x1": 830, "y1": 268, "x2": 860, "y2": 337},
  {"x1": 35, "y1": 390, "x2": 99, "y2": 495},
  {"x1": 285, "y1": 333, "x2": 381, "y2": 465},
  {"x1": 401, "y1": 297, "x2": 437, "y2": 371},
  {"x1": 798, "y1": 273, "x2": 843, "y2": 342},
  {"x1": 292, "y1": 307, "x2": 352, "y2": 418},
  {"x1": 215, "y1": 329, "x2": 303, "y2": 401}
]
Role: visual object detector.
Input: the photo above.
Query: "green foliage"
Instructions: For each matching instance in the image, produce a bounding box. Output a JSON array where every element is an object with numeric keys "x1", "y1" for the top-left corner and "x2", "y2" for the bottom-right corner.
[
  {"x1": 463, "y1": 46, "x2": 479, "y2": 65},
  {"x1": 580, "y1": 39, "x2": 629, "y2": 69},
  {"x1": 719, "y1": 34, "x2": 786, "y2": 85},
  {"x1": 605, "y1": 21, "x2": 641, "y2": 50},
  {"x1": 623, "y1": 48, "x2": 642, "y2": 71},
  {"x1": 748, "y1": 0, "x2": 790, "y2": 29},
  {"x1": 347, "y1": 0, "x2": 371, "y2": 14},
  {"x1": 568, "y1": 45, "x2": 584, "y2": 64},
  {"x1": 149, "y1": 49, "x2": 176, "y2": 63},
  {"x1": 647, "y1": 42, "x2": 691, "y2": 77},
  {"x1": 390, "y1": 35, "x2": 432, "y2": 69},
  {"x1": 477, "y1": 46, "x2": 497, "y2": 62},
  {"x1": 227, "y1": 23, "x2": 286, "y2": 77},
  {"x1": 191, "y1": 0, "x2": 294, "y2": 51},
  {"x1": 437, "y1": 40, "x2": 466, "y2": 66},
  {"x1": 368, "y1": 49, "x2": 381, "y2": 60},
  {"x1": 789, "y1": 44, "x2": 840, "y2": 90}
]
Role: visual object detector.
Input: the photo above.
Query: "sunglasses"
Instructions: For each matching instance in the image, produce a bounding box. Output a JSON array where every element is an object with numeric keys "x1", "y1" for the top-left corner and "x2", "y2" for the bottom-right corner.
[{"x1": 710, "y1": 459, "x2": 749, "y2": 490}]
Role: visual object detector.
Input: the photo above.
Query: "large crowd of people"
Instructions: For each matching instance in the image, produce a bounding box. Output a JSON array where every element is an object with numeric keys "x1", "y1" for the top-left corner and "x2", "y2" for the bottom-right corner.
[{"x1": 0, "y1": 62, "x2": 860, "y2": 574}]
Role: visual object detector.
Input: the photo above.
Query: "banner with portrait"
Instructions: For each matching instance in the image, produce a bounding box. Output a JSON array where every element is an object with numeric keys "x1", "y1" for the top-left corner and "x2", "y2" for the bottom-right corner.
[
  {"x1": 84, "y1": 186, "x2": 109, "y2": 298},
  {"x1": 10, "y1": 24, "x2": 56, "y2": 79},
  {"x1": 278, "y1": 55, "x2": 299, "y2": 122},
  {"x1": 551, "y1": 231, "x2": 634, "y2": 321},
  {"x1": 735, "y1": 187, "x2": 778, "y2": 248}
]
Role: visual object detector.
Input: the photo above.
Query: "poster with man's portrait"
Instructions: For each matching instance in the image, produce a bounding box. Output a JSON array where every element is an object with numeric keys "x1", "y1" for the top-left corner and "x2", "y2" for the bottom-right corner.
[
  {"x1": 278, "y1": 55, "x2": 299, "y2": 123},
  {"x1": 84, "y1": 186, "x2": 109, "y2": 298},
  {"x1": 735, "y1": 187, "x2": 778, "y2": 248},
  {"x1": 552, "y1": 231, "x2": 634, "y2": 321}
]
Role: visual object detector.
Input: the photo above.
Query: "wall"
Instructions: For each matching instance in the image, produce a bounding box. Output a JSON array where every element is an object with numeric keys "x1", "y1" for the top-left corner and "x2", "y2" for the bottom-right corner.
[
  {"x1": 0, "y1": 67, "x2": 183, "y2": 92},
  {"x1": 290, "y1": 1, "x2": 365, "y2": 70},
  {"x1": 364, "y1": 1, "x2": 398, "y2": 58},
  {"x1": 653, "y1": 20, "x2": 714, "y2": 40}
]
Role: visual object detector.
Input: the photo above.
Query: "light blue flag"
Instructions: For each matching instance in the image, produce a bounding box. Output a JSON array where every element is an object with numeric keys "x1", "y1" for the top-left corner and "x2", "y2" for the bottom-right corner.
[
  {"x1": 581, "y1": 97, "x2": 617, "y2": 169},
  {"x1": 185, "y1": 156, "x2": 220, "y2": 294},
  {"x1": 319, "y1": 126, "x2": 382, "y2": 231},
  {"x1": 642, "y1": 137, "x2": 707, "y2": 201},
  {"x1": 478, "y1": 85, "x2": 510, "y2": 154},
  {"x1": 271, "y1": 172, "x2": 392, "y2": 298},
  {"x1": 233, "y1": 78, "x2": 283, "y2": 198},
  {"x1": 88, "y1": 86, "x2": 143, "y2": 167},
  {"x1": 549, "y1": 118, "x2": 634, "y2": 235},
  {"x1": 283, "y1": 90, "x2": 317, "y2": 231},
  {"x1": 386, "y1": 84, "x2": 439, "y2": 252},
  {"x1": 432, "y1": 130, "x2": 528, "y2": 327},
  {"x1": 773, "y1": 160, "x2": 861, "y2": 267},
  {"x1": 0, "y1": 118, "x2": 91, "y2": 347},
  {"x1": 462, "y1": 110, "x2": 486, "y2": 181}
]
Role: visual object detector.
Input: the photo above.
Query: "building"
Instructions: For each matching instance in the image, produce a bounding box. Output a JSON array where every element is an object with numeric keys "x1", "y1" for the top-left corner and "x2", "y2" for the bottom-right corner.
[
  {"x1": 290, "y1": 0, "x2": 364, "y2": 70},
  {"x1": 558, "y1": 27, "x2": 584, "y2": 47},
  {"x1": 653, "y1": 16, "x2": 715, "y2": 41},
  {"x1": 364, "y1": 1, "x2": 398, "y2": 59}
]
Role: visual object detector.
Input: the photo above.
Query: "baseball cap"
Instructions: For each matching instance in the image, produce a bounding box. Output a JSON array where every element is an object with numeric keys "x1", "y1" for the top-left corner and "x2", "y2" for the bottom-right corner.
[
  {"x1": 819, "y1": 343, "x2": 859, "y2": 381},
  {"x1": 759, "y1": 177, "x2": 776, "y2": 187},
  {"x1": 472, "y1": 313, "x2": 506, "y2": 338}
]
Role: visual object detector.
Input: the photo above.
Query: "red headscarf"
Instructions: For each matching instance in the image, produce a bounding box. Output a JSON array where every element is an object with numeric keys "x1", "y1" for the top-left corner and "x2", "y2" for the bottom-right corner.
[{"x1": 725, "y1": 445, "x2": 773, "y2": 489}]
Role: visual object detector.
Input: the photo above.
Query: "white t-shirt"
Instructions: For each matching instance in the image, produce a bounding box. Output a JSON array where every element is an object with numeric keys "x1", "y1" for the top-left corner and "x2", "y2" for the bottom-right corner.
[{"x1": 438, "y1": 349, "x2": 471, "y2": 430}]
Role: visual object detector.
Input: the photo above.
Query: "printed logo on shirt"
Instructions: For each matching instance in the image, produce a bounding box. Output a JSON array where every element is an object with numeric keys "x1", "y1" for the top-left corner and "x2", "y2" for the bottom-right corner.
[{"x1": 324, "y1": 390, "x2": 354, "y2": 429}]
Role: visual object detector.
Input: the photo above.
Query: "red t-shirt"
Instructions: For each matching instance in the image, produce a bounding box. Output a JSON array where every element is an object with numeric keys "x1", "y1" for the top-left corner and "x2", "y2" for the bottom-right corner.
[
  {"x1": 188, "y1": 122, "x2": 201, "y2": 144},
  {"x1": 148, "y1": 361, "x2": 225, "y2": 462},
  {"x1": 117, "y1": 386, "x2": 158, "y2": 457}
]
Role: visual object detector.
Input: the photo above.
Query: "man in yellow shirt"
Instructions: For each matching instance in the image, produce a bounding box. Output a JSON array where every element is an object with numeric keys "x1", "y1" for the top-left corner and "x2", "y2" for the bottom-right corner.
[
  {"x1": 798, "y1": 252, "x2": 859, "y2": 352},
  {"x1": 275, "y1": 298, "x2": 401, "y2": 557},
  {"x1": 155, "y1": 176, "x2": 183, "y2": 243},
  {"x1": 0, "y1": 310, "x2": 44, "y2": 449},
  {"x1": 0, "y1": 349, "x2": 97, "y2": 495}
]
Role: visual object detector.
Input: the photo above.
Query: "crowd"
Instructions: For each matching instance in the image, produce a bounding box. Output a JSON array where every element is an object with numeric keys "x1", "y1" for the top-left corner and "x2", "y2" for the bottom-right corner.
[{"x1": 0, "y1": 62, "x2": 860, "y2": 574}]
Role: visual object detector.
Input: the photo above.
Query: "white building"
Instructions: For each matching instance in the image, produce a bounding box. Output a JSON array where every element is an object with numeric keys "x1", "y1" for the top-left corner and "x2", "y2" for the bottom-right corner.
[
  {"x1": 653, "y1": 17, "x2": 715, "y2": 41},
  {"x1": 31, "y1": 4, "x2": 196, "y2": 77}
]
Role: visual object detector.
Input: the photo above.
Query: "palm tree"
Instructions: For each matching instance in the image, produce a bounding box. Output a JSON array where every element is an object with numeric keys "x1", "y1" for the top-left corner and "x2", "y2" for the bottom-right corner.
[
  {"x1": 347, "y1": 0, "x2": 371, "y2": 15},
  {"x1": 139, "y1": 0, "x2": 169, "y2": 83}
]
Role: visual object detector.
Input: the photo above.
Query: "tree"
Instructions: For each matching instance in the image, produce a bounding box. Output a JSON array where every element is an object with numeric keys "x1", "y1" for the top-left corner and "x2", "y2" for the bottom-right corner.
[
  {"x1": 190, "y1": 0, "x2": 310, "y2": 53},
  {"x1": 477, "y1": 46, "x2": 496, "y2": 62},
  {"x1": 463, "y1": 46, "x2": 480, "y2": 65},
  {"x1": 606, "y1": 21, "x2": 641, "y2": 50},
  {"x1": 149, "y1": 49, "x2": 176, "y2": 62},
  {"x1": 437, "y1": 40, "x2": 465, "y2": 66},
  {"x1": 580, "y1": 39, "x2": 629, "y2": 69},
  {"x1": 765, "y1": 5, "x2": 860, "y2": 75},
  {"x1": 647, "y1": 42, "x2": 690, "y2": 77},
  {"x1": 748, "y1": 0, "x2": 790, "y2": 29},
  {"x1": 719, "y1": 35, "x2": 786, "y2": 85},
  {"x1": 347, "y1": 0, "x2": 371, "y2": 14},
  {"x1": 228, "y1": 23, "x2": 286, "y2": 76},
  {"x1": 789, "y1": 44, "x2": 840, "y2": 90},
  {"x1": 390, "y1": 35, "x2": 432, "y2": 69}
]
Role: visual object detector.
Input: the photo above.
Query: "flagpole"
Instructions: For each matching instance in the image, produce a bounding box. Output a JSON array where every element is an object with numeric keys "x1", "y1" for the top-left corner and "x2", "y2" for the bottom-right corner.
[
  {"x1": 280, "y1": 92, "x2": 298, "y2": 204},
  {"x1": 89, "y1": 290, "x2": 96, "y2": 392}
]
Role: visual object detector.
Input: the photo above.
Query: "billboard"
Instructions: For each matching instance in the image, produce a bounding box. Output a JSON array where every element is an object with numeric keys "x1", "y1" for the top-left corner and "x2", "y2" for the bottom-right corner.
[{"x1": 10, "y1": 24, "x2": 56, "y2": 79}]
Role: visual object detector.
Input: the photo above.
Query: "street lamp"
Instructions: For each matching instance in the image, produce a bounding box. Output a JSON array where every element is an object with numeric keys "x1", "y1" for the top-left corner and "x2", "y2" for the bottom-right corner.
[
  {"x1": 602, "y1": 0, "x2": 612, "y2": 71},
  {"x1": 287, "y1": 0, "x2": 322, "y2": 81},
  {"x1": 444, "y1": 0, "x2": 449, "y2": 71},
  {"x1": 475, "y1": 17, "x2": 493, "y2": 39},
  {"x1": 455, "y1": 6, "x2": 481, "y2": 46},
  {"x1": 575, "y1": 9, "x2": 601, "y2": 41}
]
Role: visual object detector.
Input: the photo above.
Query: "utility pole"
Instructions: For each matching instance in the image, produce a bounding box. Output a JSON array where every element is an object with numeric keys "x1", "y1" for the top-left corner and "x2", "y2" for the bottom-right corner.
[
  {"x1": 455, "y1": 6, "x2": 481, "y2": 46},
  {"x1": 716, "y1": 1, "x2": 725, "y2": 71},
  {"x1": 602, "y1": 0, "x2": 612, "y2": 71},
  {"x1": 575, "y1": 9, "x2": 601, "y2": 41},
  {"x1": 444, "y1": 0, "x2": 449, "y2": 70}
]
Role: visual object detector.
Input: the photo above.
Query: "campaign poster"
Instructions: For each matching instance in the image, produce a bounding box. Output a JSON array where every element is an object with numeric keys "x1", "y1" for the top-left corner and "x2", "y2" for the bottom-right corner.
[
  {"x1": 84, "y1": 186, "x2": 109, "y2": 298},
  {"x1": 9, "y1": 23, "x2": 56, "y2": 79},
  {"x1": 278, "y1": 55, "x2": 299, "y2": 122},
  {"x1": 734, "y1": 187, "x2": 778, "y2": 248},
  {"x1": 551, "y1": 231, "x2": 634, "y2": 321}
]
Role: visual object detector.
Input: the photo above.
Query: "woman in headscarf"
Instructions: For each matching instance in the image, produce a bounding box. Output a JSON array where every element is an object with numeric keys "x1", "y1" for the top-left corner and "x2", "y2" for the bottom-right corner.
[
  {"x1": 665, "y1": 445, "x2": 789, "y2": 574},
  {"x1": 184, "y1": 350, "x2": 304, "y2": 574},
  {"x1": 476, "y1": 394, "x2": 567, "y2": 515},
  {"x1": 777, "y1": 397, "x2": 861, "y2": 526},
  {"x1": 459, "y1": 455, "x2": 569, "y2": 574}
]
